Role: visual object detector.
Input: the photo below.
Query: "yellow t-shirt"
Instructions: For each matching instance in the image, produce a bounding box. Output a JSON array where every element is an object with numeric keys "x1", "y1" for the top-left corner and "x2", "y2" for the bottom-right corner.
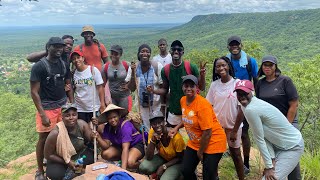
[
  {"x1": 148, "y1": 128, "x2": 186, "y2": 161},
  {"x1": 180, "y1": 95, "x2": 227, "y2": 154}
]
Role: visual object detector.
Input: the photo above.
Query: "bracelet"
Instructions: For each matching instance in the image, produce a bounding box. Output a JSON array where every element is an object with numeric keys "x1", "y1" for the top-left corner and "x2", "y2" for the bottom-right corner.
[{"x1": 150, "y1": 139, "x2": 157, "y2": 144}]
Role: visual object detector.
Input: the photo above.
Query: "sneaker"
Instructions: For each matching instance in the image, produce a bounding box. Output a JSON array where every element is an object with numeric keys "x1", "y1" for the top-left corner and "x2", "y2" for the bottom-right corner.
[{"x1": 243, "y1": 165, "x2": 250, "y2": 176}]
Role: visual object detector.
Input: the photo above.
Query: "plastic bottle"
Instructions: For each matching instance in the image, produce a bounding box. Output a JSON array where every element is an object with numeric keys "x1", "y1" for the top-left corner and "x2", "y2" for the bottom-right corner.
[
  {"x1": 75, "y1": 155, "x2": 86, "y2": 174},
  {"x1": 63, "y1": 155, "x2": 87, "y2": 180}
]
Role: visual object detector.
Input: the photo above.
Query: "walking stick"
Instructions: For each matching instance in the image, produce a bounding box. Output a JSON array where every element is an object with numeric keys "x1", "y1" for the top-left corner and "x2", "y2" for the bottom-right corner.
[
  {"x1": 132, "y1": 61, "x2": 147, "y2": 153},
  {"x1": 91, "y1": 64, "x2": 97, "y2": 163}
]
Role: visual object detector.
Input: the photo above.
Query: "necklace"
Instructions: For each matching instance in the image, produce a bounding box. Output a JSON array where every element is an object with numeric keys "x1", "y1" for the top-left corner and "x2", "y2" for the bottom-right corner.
[{"x1": 171, "y1": 61, "x2": 182, "y2": 68}]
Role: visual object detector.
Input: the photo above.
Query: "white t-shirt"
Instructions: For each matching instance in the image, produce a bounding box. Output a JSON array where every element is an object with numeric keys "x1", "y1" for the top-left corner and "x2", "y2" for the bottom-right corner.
[
  {"x1": 73, "y1": 66, "x2": 104, "y2": 112},
  {"x1": 206, "y1": 78, "x2": 242, "y2": 129},
  {"x1": 152, "y1": 54, "x2": 172, "y2": 66}
]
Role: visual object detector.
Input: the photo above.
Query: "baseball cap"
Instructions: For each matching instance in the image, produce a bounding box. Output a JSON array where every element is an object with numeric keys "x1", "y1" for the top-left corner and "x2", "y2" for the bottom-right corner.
[
  {"x1": 262, "y1": 55, "x2": 277, "y2": 64},
  {"x1": 47, "y1": 37, "x2": 65, "y2": 46},
  {"x1": 149, "y1": 111, "x2": 165, "y2": 122},
  {"x1": 227, "y1": 35, "x2": 241, "y2": 45},
  {"x1": 61, "y1": 103, "x2": 77, "y2": 113},
  {"x1": 182, "y1": 75, "x2": 198, "y2": 85},
  {"x1": 171, "y1": 40, "x2": 184, "y2": 48},
  {"x1": 81, "y1": 25, "x2": 95, "y2": 37},
  {"x1": 69, "y1": 50, "x2": 83, "y2": 59},
  {"x1": 110, "y1": 45, "x2": 123, "y2": 54},
  {"x1": 234, "y1": 80, "x2": 254, "y2": 93}
]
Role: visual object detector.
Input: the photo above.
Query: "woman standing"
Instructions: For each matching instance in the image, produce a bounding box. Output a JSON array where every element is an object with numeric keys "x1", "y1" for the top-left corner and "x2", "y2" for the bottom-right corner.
[
  {"x1": 92, "y1": 104, "x2": 144, "y2": 170},
  {"x1": 175, "y1": 75, "x2": 226, "y2": 180},
  {"x1": 101, "y1": 45, "x2": 132, "y2": 111},
  {"x1": 128, "y1": 44, "x2": 163, "y2": 131},
  {"x1": 70, "y1": 50, "x2": 106, "y2": 123},
  {"x1": 206, "y1": 56, "x2": 244, "y2": 179},
  {"x1": 256, "y1": 55, "x2": 301, "y2": 179}
]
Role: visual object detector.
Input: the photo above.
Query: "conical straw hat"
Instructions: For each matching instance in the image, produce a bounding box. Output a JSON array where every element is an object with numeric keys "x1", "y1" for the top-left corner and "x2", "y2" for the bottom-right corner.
[{"x1": 98, "y1": 104, "x2": 129, "y2": 124}]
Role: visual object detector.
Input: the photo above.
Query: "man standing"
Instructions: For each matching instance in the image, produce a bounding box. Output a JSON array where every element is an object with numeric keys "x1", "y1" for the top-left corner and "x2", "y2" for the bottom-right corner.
[
  {"x1": 227, "y1": 35, "x2": 258, "y2": 174},
  {"x1": 73, "y1": 25, "x2": 108, "y2": 71},
  {"x1": 152, "y1": 38, "x2": 172, "y2": 66},
  {"x1": 151, "y1": 40, "x2": 206, "y2": 129},
  {"x1": 30, "y1": 37, "x2": 74, "y2": 180}
]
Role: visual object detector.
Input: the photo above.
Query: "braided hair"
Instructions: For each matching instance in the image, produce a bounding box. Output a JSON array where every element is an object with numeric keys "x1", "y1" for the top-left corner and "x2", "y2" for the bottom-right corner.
[{"x1": 212, "y1": 56, "x2": 236, "y2": 81}]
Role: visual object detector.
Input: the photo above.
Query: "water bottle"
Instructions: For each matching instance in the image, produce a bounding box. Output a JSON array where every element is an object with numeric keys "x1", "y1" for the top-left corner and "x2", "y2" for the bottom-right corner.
[
  {"x1": 75, "y1": 155, "x2": 86, "y2": 174},
  {"x1": 63, "y1": 155, "x2": 87, "y2": 180}
]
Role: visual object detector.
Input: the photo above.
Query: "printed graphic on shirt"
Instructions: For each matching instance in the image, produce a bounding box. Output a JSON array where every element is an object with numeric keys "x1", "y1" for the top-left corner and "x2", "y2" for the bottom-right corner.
[{"x1": 74, "y1": 77, "x2": 94, "y2": 86}]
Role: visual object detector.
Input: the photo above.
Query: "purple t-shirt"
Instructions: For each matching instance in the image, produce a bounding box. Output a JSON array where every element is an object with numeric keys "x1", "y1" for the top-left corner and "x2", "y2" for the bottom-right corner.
[{"x1": 102, "y1": 119, "x2": 143, "y2": 148}]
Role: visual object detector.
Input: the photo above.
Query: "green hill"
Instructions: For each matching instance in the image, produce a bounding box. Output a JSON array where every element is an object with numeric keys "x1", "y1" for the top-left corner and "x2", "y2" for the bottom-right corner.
[{"x1": 153, "y1": 8, "x2": 320, "y2": 63}]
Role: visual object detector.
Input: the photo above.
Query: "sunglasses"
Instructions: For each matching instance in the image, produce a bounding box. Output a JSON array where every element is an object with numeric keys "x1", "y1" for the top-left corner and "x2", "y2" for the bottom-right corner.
[
  {"x1": 170, "y1": 47, "x2": 183, "y2": 52},
  {"x1": 113, "y1": 69, "x2": 118, "y2": 79}
]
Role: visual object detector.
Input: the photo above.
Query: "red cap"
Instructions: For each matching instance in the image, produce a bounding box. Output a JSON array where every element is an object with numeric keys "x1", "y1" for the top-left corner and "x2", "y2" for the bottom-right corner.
[
  {"x1": 69, "y1": 50, "x2": 83, "y2": 60},
  {"x1": 234, "y1": 80, "x2": 254, "y2": 93}
]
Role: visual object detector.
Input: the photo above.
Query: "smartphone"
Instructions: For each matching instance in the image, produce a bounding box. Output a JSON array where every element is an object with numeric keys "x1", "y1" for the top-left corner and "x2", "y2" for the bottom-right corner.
[{"x1": 92, "y1": 163, "x2": 108, "y2": 171}]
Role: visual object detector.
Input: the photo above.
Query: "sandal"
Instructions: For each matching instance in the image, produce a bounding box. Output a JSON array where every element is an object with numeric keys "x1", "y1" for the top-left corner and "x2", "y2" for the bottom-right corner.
[{"x1": 35, "y1": 170, "x2": 48, "y2": 180}]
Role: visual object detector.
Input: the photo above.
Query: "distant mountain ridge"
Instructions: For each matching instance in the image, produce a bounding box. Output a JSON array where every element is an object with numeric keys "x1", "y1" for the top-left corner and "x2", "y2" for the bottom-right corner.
[{"x1": 152, "y1": 8, "x2": 320, "y2": 62}]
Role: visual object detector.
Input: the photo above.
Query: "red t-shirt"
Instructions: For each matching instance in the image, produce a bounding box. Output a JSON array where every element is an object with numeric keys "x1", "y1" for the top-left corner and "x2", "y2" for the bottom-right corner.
[{"x1": 74, "y1": 43, "x2": 108, "y2": 71}]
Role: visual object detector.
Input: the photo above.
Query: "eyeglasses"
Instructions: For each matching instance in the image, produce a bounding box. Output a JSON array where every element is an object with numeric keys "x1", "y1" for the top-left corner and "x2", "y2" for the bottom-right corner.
[
  {"x1": 170, "y1": 47, "x2": 183, "y2": 52},
  {"x1": 113, "y1": 69, "x2": 118, "y2": 79}
]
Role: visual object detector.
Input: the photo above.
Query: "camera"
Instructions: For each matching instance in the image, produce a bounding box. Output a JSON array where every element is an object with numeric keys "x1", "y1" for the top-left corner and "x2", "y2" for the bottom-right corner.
[{"x1": 142, "y1": 92, "x2": 153, "y2": 107}]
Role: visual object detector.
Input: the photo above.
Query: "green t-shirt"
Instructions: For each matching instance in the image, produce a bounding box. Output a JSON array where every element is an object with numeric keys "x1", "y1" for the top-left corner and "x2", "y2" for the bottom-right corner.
[{"x1": 161, "y1": 61, "x2": 199, "y2": 115}]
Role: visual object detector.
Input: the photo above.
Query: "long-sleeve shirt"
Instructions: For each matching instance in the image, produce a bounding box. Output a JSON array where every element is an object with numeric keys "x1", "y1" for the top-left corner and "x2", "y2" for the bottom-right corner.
[{"x1": 241, "y1": 97, "x2": 302, "y2": 169}]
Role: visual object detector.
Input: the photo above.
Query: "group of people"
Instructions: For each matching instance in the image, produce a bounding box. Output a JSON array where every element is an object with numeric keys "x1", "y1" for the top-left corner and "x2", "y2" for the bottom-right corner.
[{"x1": 29, "y1": 25, "x2": 304, "y2": 180}]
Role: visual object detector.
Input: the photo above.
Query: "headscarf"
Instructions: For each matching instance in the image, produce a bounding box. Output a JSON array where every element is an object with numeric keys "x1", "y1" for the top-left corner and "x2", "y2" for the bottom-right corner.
[{"x1": 137, "y1": 44, "x2": 151, "y2": 61}]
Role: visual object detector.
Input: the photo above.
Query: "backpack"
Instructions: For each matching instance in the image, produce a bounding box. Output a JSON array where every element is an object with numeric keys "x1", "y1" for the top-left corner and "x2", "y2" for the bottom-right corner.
[
  {"x1": 104, "y1": 61, "x2": 129, "y2": 75},
  {"x1": 246, "y1": 56, "x2": 258, "y2": 85},
  {"x1": 121, "y1": 112, "x2": 148, "y2": 147},
  {"x1": 164, "y1": 60, "x2": 192, "y2": 80},
  {"x1": 40, "y1": 58, "x2": 66, "y2": 85},
  {"x1": 164, "y1": 60, "x2": 200, "y2": 93}
]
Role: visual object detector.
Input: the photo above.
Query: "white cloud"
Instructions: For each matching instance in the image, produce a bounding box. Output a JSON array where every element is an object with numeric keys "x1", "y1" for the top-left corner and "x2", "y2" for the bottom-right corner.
[{"x1": 0, "y1": 0, "x2": 320, "y2": 26}]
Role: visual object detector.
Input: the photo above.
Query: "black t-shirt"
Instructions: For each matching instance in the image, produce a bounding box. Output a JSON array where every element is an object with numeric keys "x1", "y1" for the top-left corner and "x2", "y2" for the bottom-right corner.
[
  {"x1": 256, "y1": 75, "x2": 299, "y2": 123},
  {"x1": 30, "y1": 58, "x2": 71, "y2": 109}
]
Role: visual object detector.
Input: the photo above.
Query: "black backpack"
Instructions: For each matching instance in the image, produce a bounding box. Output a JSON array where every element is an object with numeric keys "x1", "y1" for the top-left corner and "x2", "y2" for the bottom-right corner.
[
  {"x1": 246, "y1": 56, "x2": 258, "y2": 86},
  {"x1": 40, "y1": 58, "x2": 67, "y2": 85}
]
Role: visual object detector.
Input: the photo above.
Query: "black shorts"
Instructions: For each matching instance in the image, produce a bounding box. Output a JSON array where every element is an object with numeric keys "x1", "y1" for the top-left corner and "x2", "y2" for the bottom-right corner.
[
  {"x1": 132, "y1": 141, "x2": 145, "y2": 157},
  {"x1": 115, "y1": 141, "x2": 145, "y2": 157},
  {"x1": 242, "y1": 117, "x2": 250, "y2": 132}
]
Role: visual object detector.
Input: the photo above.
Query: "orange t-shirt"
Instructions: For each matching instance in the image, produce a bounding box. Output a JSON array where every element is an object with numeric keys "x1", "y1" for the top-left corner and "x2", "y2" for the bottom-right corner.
[
  {"x1": 74, "y1": 43, "x2": 108, "y2": 71},
  {"x1": 180, "y1": 95, "x2": 227, "y2": 154}
]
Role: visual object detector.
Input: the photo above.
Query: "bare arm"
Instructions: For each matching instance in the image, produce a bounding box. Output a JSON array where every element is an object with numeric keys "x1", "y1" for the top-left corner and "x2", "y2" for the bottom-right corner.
[
  {"x1": 127, "y1": 65, "x2": 137, "y2": 92},
  {"x1": 102, "y1": 57, "x2": 108, "y2": 64},
  {"x1": 121, "y1": 142, "x2": 130, "y2": 169},
  {"x1": 198, "y1": 62, "x2": 206, "y2": 91},
  {"x1": 232, "y1": 106, "x2": 244, "y2": 132},
  {"x1": 97, "y1": 84, "x2": 106, "y2": 112},
  {"x1": 145, "y1": 140, "x2": 157, "y2": 160},
  {"x1": 26, "y1": 51, "x2": 47, "y2": 63},
  {"x1": 198, "y1": 128, "x2": 212, "y2": 156},
  {"x1": 65, "y1": 79, "x2": 74, "y2": 103},
  {"x1": 30, "y1": 81, "x2": 50, "y2": 127},
  {"x1": 152, "y1": 79, "x2": 169, "y2": 95},
  {"x1": 287, "y1": 99, "x2": 299, "y2": 123},
  {"x1": 44, "y1": 129, "x2": 65, "y2": 164}
]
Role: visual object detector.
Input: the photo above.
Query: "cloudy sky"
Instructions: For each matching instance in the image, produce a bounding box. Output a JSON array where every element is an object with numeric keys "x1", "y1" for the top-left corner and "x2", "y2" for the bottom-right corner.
[{"x1": 0, "y1": 0, "x2": 320, "y2": 26}]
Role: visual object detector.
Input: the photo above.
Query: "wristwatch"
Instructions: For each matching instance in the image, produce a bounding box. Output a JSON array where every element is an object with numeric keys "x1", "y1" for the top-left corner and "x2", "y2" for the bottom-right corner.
[{"x1": 162, "y1": 164, "x2": 167, "y2": 170}]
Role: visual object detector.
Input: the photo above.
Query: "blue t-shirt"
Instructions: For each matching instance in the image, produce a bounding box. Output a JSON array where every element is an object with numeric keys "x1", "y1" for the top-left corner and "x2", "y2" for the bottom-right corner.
[{"x1": 231, "y1": 57, "x2": 258, "y2": 80}]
